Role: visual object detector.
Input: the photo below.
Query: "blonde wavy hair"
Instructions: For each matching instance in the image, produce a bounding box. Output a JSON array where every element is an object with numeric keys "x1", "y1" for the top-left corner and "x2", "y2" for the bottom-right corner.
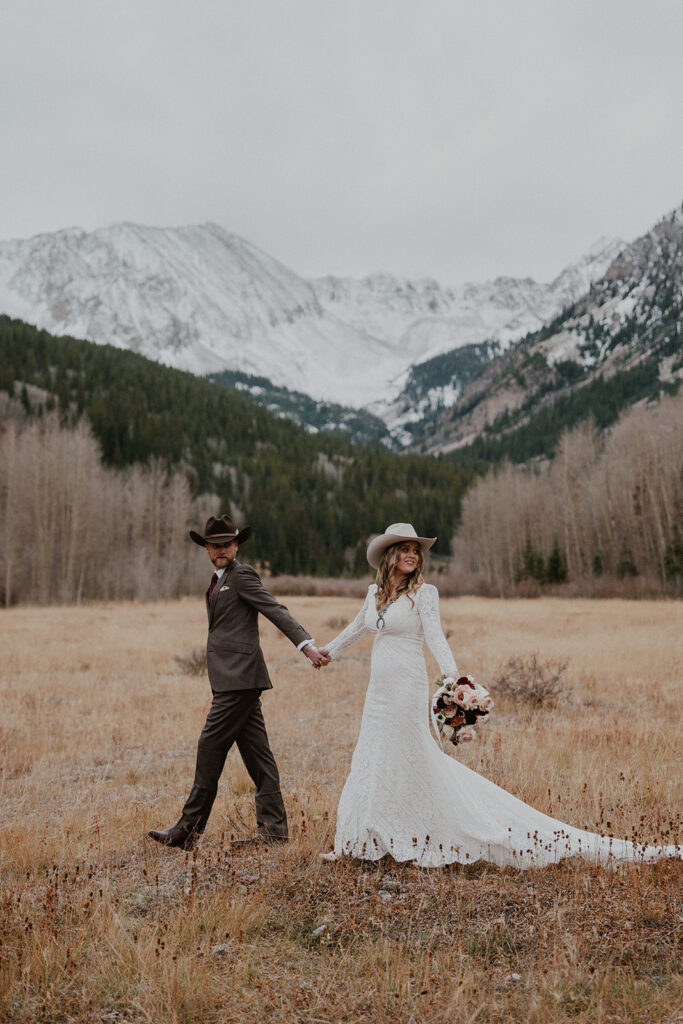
[{"x1": 375, "y1": 541, "x2": 425, "y2": 610}]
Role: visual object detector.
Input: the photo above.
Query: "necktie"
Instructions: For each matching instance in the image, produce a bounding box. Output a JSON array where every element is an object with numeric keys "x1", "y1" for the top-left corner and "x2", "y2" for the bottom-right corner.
[{"x1": 208, "y1": 573, "x2": 219, "y2": 601}]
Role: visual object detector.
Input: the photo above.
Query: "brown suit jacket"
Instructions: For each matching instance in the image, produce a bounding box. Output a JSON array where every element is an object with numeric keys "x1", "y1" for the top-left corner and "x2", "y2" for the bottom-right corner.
[{"x1": 205, "y1": 559, "x2": 311, "y2": 692}]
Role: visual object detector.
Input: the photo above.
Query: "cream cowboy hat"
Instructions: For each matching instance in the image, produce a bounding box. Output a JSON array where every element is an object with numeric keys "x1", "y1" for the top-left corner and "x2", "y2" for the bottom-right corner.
[{"x1": 366, "y1": 523, "x2": 436, "y2": 569}]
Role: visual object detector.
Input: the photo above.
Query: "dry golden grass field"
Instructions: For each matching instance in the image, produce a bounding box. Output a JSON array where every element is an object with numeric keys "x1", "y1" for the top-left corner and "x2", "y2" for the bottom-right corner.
[{"x1": 1, "y1": 595, "x2": 682, "y2": 1024}]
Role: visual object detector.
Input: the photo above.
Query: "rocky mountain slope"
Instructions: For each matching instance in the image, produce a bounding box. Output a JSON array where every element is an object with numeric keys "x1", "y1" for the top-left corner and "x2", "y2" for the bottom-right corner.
[
  {"x1": 409, "y1": 205, "x2": 682, "y2": 457},
  {"x1": 0, "y1": 222, "x2": 621, "y2": 412}
]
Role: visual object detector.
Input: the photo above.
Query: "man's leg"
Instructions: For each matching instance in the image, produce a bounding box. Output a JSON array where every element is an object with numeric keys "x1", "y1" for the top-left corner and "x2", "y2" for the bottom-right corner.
[
  {"x1": 178, "y1": 689, "x2": 262, "y2": 834},
  {"x1": 236, "y1": 695, "x2": 288, "y2": 838}
]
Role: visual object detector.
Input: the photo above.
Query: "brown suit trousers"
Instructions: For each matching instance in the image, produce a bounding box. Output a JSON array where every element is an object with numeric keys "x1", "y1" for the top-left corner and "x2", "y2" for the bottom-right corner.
[{"x1": 179, "y1": 688, "x2": 286, "y2": 836}]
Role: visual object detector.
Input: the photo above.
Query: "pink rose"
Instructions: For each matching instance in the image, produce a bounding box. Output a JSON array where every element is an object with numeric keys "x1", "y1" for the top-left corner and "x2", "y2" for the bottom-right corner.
[
  {"x1": 459, "y1": 728, "x2": 476, "y2": 742},
  {"x1": 471, "y1": 684, "x2": 492, "y2": 712},
  {"x1": 455, "y1": 686, "x2": 478, "y2": 711}
]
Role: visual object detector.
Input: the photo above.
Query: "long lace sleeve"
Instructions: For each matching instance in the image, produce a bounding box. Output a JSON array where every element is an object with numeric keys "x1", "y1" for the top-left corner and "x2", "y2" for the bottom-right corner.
[
  {"x1": 417, "y1": 584, "x2": 458, "y2": 677},
  {"x1": 324, "y1": 586, "x2": 374, "y2": 660}
]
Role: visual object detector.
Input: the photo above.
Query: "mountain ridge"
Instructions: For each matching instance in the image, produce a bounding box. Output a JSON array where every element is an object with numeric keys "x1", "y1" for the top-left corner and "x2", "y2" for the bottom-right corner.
[
  {"x1": 0, "y1": 220, "x2": 622, "y2": 411},
  {"x1": 408, "y1": 204, "x2": 682, "y2": 459}
]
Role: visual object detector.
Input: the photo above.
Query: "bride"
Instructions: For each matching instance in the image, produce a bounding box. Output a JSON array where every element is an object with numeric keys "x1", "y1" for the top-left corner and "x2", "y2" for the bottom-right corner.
[{"x1": 319, "y1": 523, "x2": 681, "y2": 868}]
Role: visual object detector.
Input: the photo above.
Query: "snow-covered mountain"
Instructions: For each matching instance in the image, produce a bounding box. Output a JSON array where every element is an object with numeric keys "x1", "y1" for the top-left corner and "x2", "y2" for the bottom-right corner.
[
  {"x1": 0, "y1": 223, "x2": 394, "y2": 408},
  {"x1": 314, "y1": 236, "x2": 623, "y2": 370},
  {"x1": 403, "y1": 205, "x2": 682, "y2": 454},
  {"x1": 0, "y1": 222, "x2": 622, "y2": 410}
]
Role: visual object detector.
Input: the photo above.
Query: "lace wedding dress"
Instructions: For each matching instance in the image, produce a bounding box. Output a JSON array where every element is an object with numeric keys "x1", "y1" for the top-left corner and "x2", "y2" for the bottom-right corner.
[{"x1": 324, "y1": 584, "x2": 681, "y2": 868}]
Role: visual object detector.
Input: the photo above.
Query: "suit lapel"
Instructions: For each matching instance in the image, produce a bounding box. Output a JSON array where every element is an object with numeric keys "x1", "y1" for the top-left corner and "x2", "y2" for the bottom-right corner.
[{"x1": 207, "y1": 560, "x2": 236, "y2": 625}]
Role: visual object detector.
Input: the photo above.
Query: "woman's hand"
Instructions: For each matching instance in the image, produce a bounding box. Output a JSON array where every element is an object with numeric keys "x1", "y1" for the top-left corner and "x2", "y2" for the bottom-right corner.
[{"x1": 304, "y1": 645, "x2": 330, "y2": 669}]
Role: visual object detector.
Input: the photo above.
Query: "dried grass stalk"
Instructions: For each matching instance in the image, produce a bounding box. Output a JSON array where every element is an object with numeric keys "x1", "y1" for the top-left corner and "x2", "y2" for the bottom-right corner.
[{"x1": 174, "y1": 647, "x2": 207, "y2": 676}]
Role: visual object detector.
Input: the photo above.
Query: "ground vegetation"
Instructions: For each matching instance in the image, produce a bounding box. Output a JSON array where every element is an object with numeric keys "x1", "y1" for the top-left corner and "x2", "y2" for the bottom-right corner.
[{"x1": 0, "y1": 596, "x2": 680, "y2": 1023}]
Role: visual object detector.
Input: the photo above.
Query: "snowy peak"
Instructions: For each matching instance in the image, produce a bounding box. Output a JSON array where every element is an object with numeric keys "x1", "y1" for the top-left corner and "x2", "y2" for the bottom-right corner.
[
  {"x1": 549, "y1": 236, "x2": 626, "y2": 300},
  {"x1": 0, "y1": 219, "x2": 625, "y2": 409},
  {"x1": 0, "y1": 220, "x2": 324, "y2": 351},
  {"x1": 0, "y1": 221, "x2": 393, "y2": 405},
  {"x1": 402, "y1": 205, "x2": 682, "y2": 453},
  {"x1": 312, "y1": 237, "x2": 624, "y2": 368},
  {"x1": 538, "y1": 204, "x2": 682, "y2": 372}
]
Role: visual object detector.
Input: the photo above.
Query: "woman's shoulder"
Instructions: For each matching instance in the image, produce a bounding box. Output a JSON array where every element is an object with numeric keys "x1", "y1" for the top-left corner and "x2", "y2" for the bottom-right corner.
[
  {"x1": 415, "y1": 582, "x2": 439, "y2": 601},
  {"x1": 367, "y1": 583, "x2": 378, "y2": 593}
]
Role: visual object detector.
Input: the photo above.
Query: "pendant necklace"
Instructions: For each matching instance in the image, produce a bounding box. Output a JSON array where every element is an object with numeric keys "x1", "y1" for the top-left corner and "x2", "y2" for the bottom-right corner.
[{"x1": 375, "y1": 592, "x2": 396, "y2": 631}]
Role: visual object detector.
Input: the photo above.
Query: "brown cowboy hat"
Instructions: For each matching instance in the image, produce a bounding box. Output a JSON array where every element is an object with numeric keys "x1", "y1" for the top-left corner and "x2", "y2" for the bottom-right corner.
[{"x1": 189, "y1": 514, "x2": 252, "y2": 548}]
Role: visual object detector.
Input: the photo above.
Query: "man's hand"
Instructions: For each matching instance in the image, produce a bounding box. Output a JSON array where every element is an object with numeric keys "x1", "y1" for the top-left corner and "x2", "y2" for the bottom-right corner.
[{"x1": 304, "y1": 645, "x2": 330, "y2": 669}]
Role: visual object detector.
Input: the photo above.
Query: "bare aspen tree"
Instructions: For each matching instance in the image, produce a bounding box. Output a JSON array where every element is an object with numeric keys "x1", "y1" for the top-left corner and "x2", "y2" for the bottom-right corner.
[
  {"x1": 0, "y1": 415, "x2": 212, "y2": 604},
  {"x1": 3, "y1": 390, "x2": 681, "y2": 603},
  {"x1": 60, "y1": 420, "x2": 99, "y2": 601},
  {"x1": 454, "y1": 391, "x2": 683, "y2": 594},
  {"x1": 0, "y1": 421, "x2": 18, "y2": 606}
]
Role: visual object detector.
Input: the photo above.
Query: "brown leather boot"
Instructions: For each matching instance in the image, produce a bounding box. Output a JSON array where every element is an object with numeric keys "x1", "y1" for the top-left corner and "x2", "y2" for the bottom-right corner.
[{"x1": 147, "y1": 823, "x2": 201, "y2": 851}]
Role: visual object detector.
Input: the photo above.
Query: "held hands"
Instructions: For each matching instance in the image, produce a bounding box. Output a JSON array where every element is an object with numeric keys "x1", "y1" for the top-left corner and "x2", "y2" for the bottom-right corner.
[{"x1": 304, "y1": 645, "x2": 331, "y2": 669}]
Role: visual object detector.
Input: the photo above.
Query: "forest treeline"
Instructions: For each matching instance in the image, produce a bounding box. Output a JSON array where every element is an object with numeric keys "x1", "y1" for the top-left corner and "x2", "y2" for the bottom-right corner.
[
  {"x1": 454, "y1": 352, "x2": 672, "y2": 465},
  {"x1": 2, "y1": 316, "x2": 681, "y2": 603},
  {"x1": 0, "y1": 316, "x2": 473, "y2": 600},
  {"x1": 453, "y1": 390, "x2": 683, "y2": 595}
]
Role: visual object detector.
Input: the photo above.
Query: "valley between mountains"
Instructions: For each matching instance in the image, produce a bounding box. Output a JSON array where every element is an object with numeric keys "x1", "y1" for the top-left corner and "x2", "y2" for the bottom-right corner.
[
  {"x1": 0, "y1": 204, "x2": 680, "y2": 594},
  {"x1": 0, "y1": 204, "x2": 679, "y2": 454},
  {"x1": 5, "y1": 211, "x2": 673, "y2": 452}
]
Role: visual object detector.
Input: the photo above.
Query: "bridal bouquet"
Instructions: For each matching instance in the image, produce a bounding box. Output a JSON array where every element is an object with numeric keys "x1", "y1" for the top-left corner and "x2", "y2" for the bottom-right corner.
[{"x1": 432, "y1": 674, "x2": 493, "y2": 746}]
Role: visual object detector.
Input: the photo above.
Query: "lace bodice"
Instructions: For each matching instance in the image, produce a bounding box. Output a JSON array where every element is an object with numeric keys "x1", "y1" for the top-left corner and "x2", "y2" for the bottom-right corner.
[{"x1": 324, "y1": 583, "x2": 458, "y2": 677}]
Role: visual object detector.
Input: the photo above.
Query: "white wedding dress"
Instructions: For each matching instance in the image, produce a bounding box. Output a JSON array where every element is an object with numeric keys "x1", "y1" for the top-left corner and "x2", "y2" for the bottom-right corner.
[{"x1": 324, "y1": 584, "x2": 681, "y2": 868}]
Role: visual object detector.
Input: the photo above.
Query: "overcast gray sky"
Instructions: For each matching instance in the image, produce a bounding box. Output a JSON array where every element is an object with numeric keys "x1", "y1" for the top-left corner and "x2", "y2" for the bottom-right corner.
[{"x1": 1, "y1": 0, "x2": 681, "y2": 284}]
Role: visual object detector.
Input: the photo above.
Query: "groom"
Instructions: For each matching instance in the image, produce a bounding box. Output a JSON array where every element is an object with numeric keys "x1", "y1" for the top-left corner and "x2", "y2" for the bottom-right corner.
[{"x1": 148, "y1": 514, "x2": 328, "y2": 850}]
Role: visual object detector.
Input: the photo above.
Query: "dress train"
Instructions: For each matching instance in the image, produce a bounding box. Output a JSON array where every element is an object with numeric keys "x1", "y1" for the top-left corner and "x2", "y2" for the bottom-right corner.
[{"x1": 324, "y1": 585, "x2": 681, "y2": 869}]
